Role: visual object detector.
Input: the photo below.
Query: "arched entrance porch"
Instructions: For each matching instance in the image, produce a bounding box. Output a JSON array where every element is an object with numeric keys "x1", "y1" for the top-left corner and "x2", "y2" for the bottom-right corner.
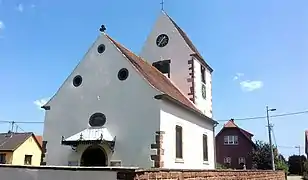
[{"x1": 80, "y1": 145, "x2": 108, "y2": 166}]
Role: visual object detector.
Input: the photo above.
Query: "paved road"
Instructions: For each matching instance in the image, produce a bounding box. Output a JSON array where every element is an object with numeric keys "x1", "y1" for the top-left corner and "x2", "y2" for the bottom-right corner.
[{"x1": 287, "y1": 176, "x2": 303, "y2": 180}]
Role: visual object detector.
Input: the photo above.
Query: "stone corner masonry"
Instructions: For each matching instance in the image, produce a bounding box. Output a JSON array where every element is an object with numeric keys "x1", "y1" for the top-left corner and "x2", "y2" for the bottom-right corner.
[{"x1": 150, "y1": 131, "x2": 165, "y2": 168}]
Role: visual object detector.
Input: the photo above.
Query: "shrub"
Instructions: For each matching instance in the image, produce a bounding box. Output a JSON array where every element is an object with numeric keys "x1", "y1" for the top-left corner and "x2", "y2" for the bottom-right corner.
[
  {"x1": 303, "y1": 161, "x2": 308, "y2": 180},
  {"x1": 216, "y1": 163, "x2": 228, "y2": 169}
]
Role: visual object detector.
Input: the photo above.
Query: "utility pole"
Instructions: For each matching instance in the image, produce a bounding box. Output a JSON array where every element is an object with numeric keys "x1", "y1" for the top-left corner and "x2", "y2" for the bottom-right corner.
[
  {"x1": 267, "y1": 106, "x2": 276, "y2": 171},
  {"x1": 295, "y1": 145, "x2": 301, "y2": 175}
]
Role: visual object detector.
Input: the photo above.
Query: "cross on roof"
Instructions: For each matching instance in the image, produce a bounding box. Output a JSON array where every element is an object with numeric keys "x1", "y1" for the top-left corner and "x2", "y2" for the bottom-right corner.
[
  {"x1": 160, "y1": 0, "x2": 164, "y2": 11},
  {"x1": 100, "y1": 25, "x2": 106, "y2": 32}
]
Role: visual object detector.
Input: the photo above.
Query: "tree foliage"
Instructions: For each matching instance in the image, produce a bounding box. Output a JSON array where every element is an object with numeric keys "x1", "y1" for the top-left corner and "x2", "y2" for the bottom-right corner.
[
  {"x1": 288, "y1": 155, "x2": 306, "y2": 175},
  {"x1": 250, "y1": 140, "x2": 288, "y2": 174},
  {"x1": 303, "y1": 161, "x2": 308, "y2": 180}
]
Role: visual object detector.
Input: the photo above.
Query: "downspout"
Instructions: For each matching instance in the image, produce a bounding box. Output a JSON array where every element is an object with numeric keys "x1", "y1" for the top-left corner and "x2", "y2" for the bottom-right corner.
[{"x1": 213, "y1": 122, "x2": 218, "y2": 169}]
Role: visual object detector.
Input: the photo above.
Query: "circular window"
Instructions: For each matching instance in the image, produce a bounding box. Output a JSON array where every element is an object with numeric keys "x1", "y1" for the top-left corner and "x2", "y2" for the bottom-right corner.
[
  {"x1": 97, "y1": 44, "x2": 106, "y2": 54},
  {"x1": 118, "y1": 68, "x2": 129, "y2": 81},
  {"x1": 73, "y1": 75, "x2": 82, "y2": 87},
  {"x1": 156, "y1": 34, "x2": 169, "y2": 47},
  {"x1": 89, "y1": 113, "x2": 106, "y2": 127}
]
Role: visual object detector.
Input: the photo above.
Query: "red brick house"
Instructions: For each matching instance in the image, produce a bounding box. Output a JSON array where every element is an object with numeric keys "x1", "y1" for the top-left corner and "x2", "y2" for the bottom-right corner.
[{"x1": 215, "y1": 119, "x2": 256, "y2": 169}]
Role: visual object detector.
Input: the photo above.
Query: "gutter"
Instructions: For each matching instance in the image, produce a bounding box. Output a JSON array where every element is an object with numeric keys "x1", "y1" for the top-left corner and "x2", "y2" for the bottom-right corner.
[{"x1": 154, "y1": 94, "x2": 218, "y2": 125}]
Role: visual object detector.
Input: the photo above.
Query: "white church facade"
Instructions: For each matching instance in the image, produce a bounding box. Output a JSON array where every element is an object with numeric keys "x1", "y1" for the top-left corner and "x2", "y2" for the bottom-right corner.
[{"x1": 41, "y1": 11, "x2": 217, "y2": 169}]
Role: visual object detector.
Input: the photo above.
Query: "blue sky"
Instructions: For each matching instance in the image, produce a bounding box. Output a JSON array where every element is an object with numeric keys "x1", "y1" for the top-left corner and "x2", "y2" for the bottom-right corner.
[{"x1": 0, "y1": 0, "x2": 308, "y2": 158}]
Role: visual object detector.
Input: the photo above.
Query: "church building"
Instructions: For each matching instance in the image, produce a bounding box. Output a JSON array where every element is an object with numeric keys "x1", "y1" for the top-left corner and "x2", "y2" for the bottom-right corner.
[{"x1": 41, "y1": 11, "x2": 217, "y2": 169}]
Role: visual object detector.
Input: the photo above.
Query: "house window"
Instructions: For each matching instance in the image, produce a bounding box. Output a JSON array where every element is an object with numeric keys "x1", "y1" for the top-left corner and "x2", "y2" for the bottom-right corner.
[
  {"x1": 224, "y1": 157, "x2": 231, "y2": 164},
  {"x1": 201, "y1": 66, "x2": 206, "y2": 83},
  {"x1": 152, "y1": 60, "x2": 171, "y2": 78},
  {"x1": 24, "y1": 155, "x2": 32, "y2": 165},
  {"x1": 238, "y1": 157, "x2": 245, "y2": 164},
  {"x1": 0, "y1": 154, "x2": 6, "y2": 164},
  {"x1": 203, "y1": 134, "x2": 208, "y2": 161},
  {"x1": 175, "y1": 125, "x2": 183, "y2": 159},
  {"x1": 224, "y1": 135, "x2": 238, "y2": 145}
]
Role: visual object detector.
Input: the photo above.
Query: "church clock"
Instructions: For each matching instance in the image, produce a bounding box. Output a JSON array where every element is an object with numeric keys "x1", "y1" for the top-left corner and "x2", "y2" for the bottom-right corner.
[
  {"x1": 156, "y1": 34, "x2": 169, "y2": 47},
  {"x1": 201, "y1": 84, "x2": 206, "y2": 99}
]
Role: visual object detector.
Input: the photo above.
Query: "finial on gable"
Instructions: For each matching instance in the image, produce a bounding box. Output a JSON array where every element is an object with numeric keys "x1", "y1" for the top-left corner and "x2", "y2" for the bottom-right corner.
[{"x1": 99, "y1": 25, "x2": 106, "y2": 32}]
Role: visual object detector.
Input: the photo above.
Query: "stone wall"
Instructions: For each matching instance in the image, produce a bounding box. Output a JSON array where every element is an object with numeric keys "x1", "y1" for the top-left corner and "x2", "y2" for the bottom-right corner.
[
  {"x1": 0, "y1": 164, "x2": 286, "y2": 180},
  {"x1": 134, "y1": 169, "x2": 286, "y2": 180}
]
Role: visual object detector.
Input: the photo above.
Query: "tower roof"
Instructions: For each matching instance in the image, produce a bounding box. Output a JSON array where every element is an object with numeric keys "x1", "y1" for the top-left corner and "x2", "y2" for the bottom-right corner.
[{"x1": 164, "y1": 12, "x2": 213, "y2": 72}]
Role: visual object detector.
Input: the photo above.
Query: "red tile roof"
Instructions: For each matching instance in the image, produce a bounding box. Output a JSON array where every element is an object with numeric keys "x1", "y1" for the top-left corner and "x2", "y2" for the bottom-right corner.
[
  {"x1": 217, "y1": 119, "x2": 255, "y2": 146},
  {"x1": 35, "y1": 135, "x2": 43, "y2": 147},
  {"x1": 164, "y1": 12, "x2": 213, "y2": 72},
  {"x1": 224, "y1": 119, "x2": 253, "y2": 138},
  {"x1": 106, "y1": 34, "x2": 216, "y2": 124}
]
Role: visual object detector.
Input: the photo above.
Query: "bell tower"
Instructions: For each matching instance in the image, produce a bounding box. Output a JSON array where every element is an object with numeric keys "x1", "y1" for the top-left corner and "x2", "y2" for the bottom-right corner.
[{"x1": 140, "y1": 11, "x2": 213, "y2": 118}]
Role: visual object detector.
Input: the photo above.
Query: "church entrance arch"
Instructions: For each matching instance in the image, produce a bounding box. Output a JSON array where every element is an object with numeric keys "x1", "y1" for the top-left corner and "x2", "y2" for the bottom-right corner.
[{"x1": 80, "y1": 145, "x2": 107, "y2": 166}]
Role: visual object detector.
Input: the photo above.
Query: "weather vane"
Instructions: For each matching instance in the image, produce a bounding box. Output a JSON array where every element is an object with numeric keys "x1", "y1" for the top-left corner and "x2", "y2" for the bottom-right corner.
[{"x1": 160, "y1": 0, "x2": 164, "y2": 11}]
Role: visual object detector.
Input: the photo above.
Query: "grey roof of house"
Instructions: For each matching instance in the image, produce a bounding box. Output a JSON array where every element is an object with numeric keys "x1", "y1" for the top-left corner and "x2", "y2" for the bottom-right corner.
[{"x1": 0, "y1": 132, "x2": 33, "y2": 151}]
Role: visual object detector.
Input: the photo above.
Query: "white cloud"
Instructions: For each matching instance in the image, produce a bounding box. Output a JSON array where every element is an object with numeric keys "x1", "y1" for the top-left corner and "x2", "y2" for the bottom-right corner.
[
  {"x1": 16, "y1": 3, "x2": 24, "y2": 12},
  {"x1": 0, "y1": 21, "x2": 4, "y2": 30},
  {"x1": 233, "y1": 73, "x2": 244, "y2": 80},
  {"x1": 240, "y1": 80, "x2": 264, "y2": 92},
  {"x1": 34, "y1": 97, "x2": 50, "y2": 110}
]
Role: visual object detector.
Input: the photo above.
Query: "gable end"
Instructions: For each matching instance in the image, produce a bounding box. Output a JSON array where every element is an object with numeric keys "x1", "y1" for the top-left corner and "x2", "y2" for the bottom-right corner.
[{"x1": 164, "y1": 12, "x2": 213, "y2": 73}]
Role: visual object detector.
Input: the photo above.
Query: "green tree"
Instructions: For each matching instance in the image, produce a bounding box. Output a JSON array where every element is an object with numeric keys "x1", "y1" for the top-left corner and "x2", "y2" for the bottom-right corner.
[
  {"x1": 288, "y1": 155, "x2": 306, "y2": 175},
  {"x1": 250, "y1": 140, "x2": 288, "y2": 174}
]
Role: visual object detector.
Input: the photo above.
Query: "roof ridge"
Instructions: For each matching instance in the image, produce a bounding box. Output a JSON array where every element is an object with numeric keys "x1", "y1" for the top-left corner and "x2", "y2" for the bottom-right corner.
[{"x1": 224, "y1": 120, "x2": 253, "y2": 136}]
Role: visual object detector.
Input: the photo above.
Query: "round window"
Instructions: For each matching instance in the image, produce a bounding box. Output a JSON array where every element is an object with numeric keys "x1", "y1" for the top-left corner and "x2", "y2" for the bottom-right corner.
[
  {"x1": 97, "y1": 44, "x2": 106, "y2": 54},
  {"x1": 73, "y1": 75, "x2": 82, "y2": 87},
  {"x1": 118, "y1": 68, "x2": 129, "y2": 81},
  {"x1": 89, "y1": 113, "x2": 106, "y2": 127}
]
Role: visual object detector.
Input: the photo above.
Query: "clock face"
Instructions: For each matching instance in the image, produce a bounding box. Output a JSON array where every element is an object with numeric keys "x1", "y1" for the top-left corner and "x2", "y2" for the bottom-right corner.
[
  {"x1": 156, "y1": 34, "x2": 169, "y2": 47},
  {"x1": 202, "y1": 84, "x2": 206, "y2": 99}
]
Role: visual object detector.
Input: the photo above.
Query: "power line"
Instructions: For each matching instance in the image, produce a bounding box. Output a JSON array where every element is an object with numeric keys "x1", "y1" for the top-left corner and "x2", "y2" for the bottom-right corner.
[
  {"x1": 0, "y1": 109, "x2": 307, "y2": 124},
  {"x1": 217, "y1": 109, "x2": 308, "y2": 122},
  {"x1": 0, "y1": 120, "x2": 44, "y2": 124},
  {"x1": 278, "y1": 145, "x2": 304, "y2": 149}
]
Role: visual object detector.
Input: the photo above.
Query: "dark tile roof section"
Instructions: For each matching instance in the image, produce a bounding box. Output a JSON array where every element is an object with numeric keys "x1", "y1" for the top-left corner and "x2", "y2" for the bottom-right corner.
[
  {"x1": 164, "y1": 12, "x2": 213, "y2": 73},
  {"x1": 0, "y1": 132, "x2": 33, "y2": 151},
  {"x1": 106, "y1": 34, "x2": 216, "y2": 124}
]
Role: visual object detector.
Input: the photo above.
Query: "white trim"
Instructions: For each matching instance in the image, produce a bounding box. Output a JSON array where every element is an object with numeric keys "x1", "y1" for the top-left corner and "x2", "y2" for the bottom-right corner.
[{"x1": 224, "y1": 135, "x2": 238, "y2": 145}]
